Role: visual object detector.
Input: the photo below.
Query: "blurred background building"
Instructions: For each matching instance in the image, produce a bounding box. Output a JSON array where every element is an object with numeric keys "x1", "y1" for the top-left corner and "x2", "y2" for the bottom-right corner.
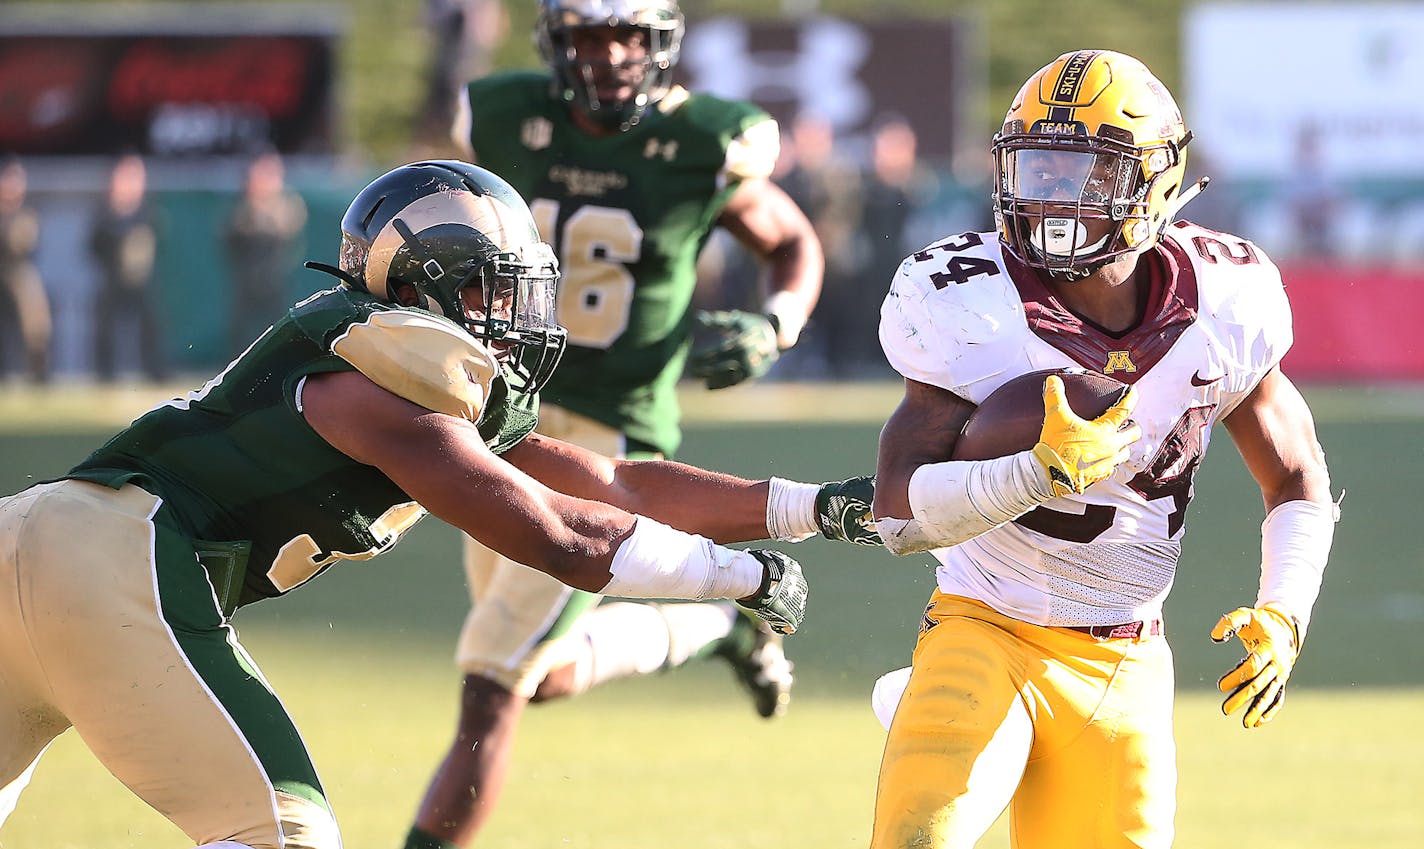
[{"x1": 1, "y1": 0, "x2": 1420, "y2": 385}]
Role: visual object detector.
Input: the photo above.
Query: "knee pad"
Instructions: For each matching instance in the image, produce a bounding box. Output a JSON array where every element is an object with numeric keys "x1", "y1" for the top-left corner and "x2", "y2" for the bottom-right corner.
[
  {"x1": 206, "y1": 791, "x2": 341, "y2": 849},
  {"x1": 456, "y1": 547, "x2": 600, "y2": 697},
  {"x1": 871, "y1": 666, "x2": 913, "y2": 731},
  {"x1": 275, "y1": 790, "x2": 342, "y2": 849}
]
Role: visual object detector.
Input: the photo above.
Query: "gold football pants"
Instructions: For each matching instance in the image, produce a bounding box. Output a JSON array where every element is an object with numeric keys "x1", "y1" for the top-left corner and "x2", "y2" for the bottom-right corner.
[{"x1": 871, "y1": 592, "x2": 1176, "y2": 849}]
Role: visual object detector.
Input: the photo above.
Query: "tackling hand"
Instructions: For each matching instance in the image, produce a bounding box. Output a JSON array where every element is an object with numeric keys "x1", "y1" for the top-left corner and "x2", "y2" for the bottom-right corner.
[
  {"x1": 815, "y1": 475, "x2": 882, "y2": 546},
  {"x1": 1210, "y1": 604, "x2": 1301, "y2": 728},
  {"x1": 1031, "y1": 375, "x2": 1141, "y2": 496},
  {"x1": 738, "y1": 549, "x2": 808, "y2": 635},
  {"x1": 689, "y1": 310, "x2": 780, "y2": 390}
]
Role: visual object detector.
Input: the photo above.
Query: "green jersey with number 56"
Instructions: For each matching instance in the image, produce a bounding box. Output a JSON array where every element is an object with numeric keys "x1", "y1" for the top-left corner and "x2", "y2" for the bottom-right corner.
[
  {"x1": 62, "y1": 286, "x2": 539, "y2": 608},
  {"x1": 458, "y1": 71, "x2": 778, "y2": 456}
]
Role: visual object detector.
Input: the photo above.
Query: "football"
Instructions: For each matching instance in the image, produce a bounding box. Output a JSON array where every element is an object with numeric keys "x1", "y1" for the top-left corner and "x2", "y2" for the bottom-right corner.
[{"x1": 952, "y1": 368, "x2": 1129, "y2": 460}]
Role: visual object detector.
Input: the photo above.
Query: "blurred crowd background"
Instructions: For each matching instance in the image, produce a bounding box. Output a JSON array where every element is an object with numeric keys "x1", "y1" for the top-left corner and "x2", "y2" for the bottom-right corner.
[{"x1": 2, "y1": 0, "x2": 1421, "y2": 387}]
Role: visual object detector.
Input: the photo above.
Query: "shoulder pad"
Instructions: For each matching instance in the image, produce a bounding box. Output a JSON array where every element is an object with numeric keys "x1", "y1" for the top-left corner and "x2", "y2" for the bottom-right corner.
[
  {"x1": 467, "y1": 70, "x2": 549, "y2": 102},
  {"x1": 879, "y1": 233, "x2": 1030, "y2": 394},
  {"x1": 330, "y1": 309, "x2": 500, "y2": 421},
  {"x1": 462, "y1": 72, "x2": 552, "y2": 158},
  {"x1": 664, "y1": 91, "x2": 778, "y2": 182},
  {"x1": 723, "y1": 116, "x2": 780, "y2": 182},
  {"x1": 1166, "y1": 222, "x2": 1292, "y2": 400}
]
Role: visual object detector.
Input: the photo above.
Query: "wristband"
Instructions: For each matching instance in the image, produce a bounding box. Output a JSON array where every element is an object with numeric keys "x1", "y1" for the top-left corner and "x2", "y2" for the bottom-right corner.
[
  {"x1": 763, "y1": 290, "x2": 809, "y2": 349},
  {"x1": 602, "y1": 516, "x2": 763, "y2": 600},
  {"x1": 766, "y1": 476, "x2": 820, "y2": 542}
]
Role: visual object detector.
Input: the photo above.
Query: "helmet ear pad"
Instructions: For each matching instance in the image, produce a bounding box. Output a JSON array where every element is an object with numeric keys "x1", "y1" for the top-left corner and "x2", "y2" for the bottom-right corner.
[{"x1": 391, "y1": 282, "x2": 421, "y2": 309}]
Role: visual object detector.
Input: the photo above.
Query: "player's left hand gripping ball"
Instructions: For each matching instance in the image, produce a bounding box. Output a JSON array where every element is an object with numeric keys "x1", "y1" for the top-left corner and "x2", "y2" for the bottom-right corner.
[
  {"x1": 815, "y1": 475, "x2": 883, "y2": 546},
  {"x1": 1210, "y1": 603, "x2": 1301, "y2": 728},
  {"x1": 739, "y1": 549, "x2": 808, "y2": 635},
  {"x1": 689, "y1": 309, "x2": 780, "y2": 390}
]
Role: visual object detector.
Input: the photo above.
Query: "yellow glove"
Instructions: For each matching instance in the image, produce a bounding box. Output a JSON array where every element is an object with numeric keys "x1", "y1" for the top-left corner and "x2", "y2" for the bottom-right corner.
[
  {"x1": 1210, "y1": 603, "x2": 1301, "y2": 728},
  {"x1": 1031, "y1": 375, "x2": 1141, "y2": 497}
]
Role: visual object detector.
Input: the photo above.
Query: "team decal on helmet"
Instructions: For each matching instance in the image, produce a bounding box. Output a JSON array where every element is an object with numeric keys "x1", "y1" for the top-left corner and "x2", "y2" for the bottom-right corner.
[
  {"x1": 992, "y1": 49, "x2": 1204, "y2": 279},
  {"x1": 536, "y1": 0, "x2": 686, "y2": 131},
  {"x1": 308, "y1": 160, "x2": 568, "y2": 394}
]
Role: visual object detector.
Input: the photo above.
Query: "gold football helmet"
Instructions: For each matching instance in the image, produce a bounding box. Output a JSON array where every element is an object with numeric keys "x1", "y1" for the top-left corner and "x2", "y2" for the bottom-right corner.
[{"x1": 992, "y1": 50, "x2": 1202, "y2": 278}]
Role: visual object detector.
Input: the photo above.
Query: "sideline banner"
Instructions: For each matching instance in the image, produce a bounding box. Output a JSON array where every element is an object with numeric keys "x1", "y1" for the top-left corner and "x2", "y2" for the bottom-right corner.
[
  {"x1": 0, "y1": 7, "x2": 338, "y2": 156},
  {"x1": 1281, "y1": 263, "x2": 1424, "y2": 380},
  {"x1": 679, "y1": 15, "x2": 972, "y2": 165}
]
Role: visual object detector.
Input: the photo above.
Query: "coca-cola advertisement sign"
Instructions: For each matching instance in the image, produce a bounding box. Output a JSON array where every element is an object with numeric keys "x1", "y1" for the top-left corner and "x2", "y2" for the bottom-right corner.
[{"x1": 0, "y1": 31, "x2": 335, "y2": 156}]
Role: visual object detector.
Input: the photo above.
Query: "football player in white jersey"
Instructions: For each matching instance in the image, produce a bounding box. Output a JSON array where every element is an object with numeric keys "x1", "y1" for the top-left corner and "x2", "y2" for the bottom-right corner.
[{"x1": 867, "y1": 50, "x2": 1338, "y2": 849}]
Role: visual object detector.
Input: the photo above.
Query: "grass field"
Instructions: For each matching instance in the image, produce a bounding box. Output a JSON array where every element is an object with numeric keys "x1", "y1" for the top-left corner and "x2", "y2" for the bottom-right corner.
[{"x1": 1, "y1": 381, "x2": 1421, "y2": 848}]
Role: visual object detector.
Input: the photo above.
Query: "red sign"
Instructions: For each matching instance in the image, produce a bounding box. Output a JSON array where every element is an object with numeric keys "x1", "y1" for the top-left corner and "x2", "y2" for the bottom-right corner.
[
  {"x1": 1280, "y1": 263, "x2": 1424, "y2": 380},
  {"x1": 0, "y1": 33, "x2": 335, "y2": 156}
]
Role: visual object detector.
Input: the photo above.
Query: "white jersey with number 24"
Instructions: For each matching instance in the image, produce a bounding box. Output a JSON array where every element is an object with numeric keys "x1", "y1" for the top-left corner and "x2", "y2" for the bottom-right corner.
[{"x1": 878, "y1": 221, "x2": 1292, "y2": 627}]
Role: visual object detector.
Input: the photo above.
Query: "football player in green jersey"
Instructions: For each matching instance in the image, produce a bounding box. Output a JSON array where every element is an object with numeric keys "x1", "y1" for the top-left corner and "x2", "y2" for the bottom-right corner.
[
  {"x1": 404, "y1": 4, "x2": 839, "y2": 849},
  {"x1": 0, "y1": 161, "x2": 871, "y2": 849}
]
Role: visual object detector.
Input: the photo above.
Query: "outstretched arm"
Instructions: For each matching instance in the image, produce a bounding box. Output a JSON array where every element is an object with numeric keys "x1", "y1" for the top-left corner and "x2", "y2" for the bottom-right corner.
[
  {"x1": 302, "y1": 371, "x2": 633, "y2": 589},
  {"x1": 501, "y1": 432, "x2": 769, "y2": 543},
  {"x1": 300, "y1": 370, "x2": 809, "y2": 632},
  {"x1": 504, "y1": 432, "x2": 880, "y2": 547}
]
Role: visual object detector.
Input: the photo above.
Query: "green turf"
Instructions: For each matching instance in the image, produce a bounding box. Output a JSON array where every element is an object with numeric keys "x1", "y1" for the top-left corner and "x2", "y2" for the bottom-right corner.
[{"x1": 0, "y1": 383, "x2": 1420, "y2": 847}]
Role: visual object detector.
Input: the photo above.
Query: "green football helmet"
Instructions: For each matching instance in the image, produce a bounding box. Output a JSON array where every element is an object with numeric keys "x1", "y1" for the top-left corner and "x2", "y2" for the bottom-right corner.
[
  {"x1": 536, "y1": 0, "x2": 685, "y2": 131},
  {"x1": 313, "y1": 160, "x2": 566, "y2": 394}
]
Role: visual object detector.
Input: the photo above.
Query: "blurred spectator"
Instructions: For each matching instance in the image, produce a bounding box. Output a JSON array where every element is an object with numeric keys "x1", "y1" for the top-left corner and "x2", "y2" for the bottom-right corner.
[
  {"x1": 0, "y1": 156, "x2": 52, "y2": 384},
  {"x1": 223, "y1": 151, "x2": 307, "y2": 355},
  {"x1": 88, "y1": 153, "x2": 167, "y2": 383},
  {"x1": 1283, "y1": 122, "x2": 1342, "y2": 258},
  {"x1": 775, "y1": 112, "x2": 863, "y2": 378},
  {"x1": 1178, "y1": 151, "x2": 1235, "y2": 236},
  {"x1": 844, "y1": 114, "x2": 938, "y2": 378},
  {"x1": 418, "y1": 0, "x2": 510, "y2": 150}
]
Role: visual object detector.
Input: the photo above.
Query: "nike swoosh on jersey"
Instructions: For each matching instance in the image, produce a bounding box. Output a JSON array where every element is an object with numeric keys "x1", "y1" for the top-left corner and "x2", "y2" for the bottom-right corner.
[{"x1": 1191, "y1": 371, "x2": 1222, "y2": 386}]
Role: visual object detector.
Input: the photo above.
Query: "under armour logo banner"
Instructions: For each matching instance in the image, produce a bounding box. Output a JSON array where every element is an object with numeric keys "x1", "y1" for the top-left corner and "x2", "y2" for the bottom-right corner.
[{"x1": 677, "y1": 15, "x2": 969, "y2": 162}]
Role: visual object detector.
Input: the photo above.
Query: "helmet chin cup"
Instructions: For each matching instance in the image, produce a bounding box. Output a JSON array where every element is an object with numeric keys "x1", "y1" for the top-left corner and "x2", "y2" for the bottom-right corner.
[{"x1": 1030, "y1": 217, "x2": 1109, "y2": 259}]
